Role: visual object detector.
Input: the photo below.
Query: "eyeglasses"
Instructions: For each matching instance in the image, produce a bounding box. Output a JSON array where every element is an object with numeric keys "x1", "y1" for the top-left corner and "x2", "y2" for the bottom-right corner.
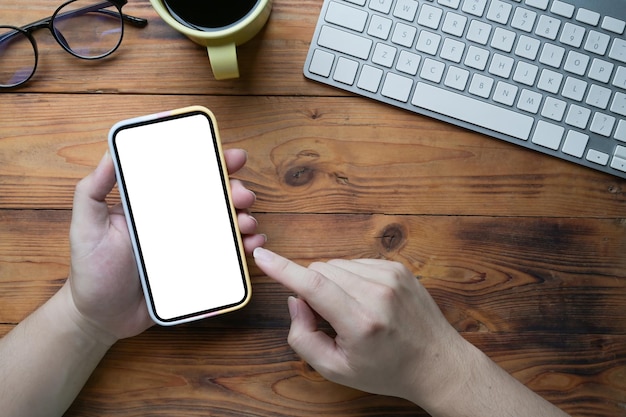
[{"x1": 0, "y1": 0, "x2": 147, "y2": 88}]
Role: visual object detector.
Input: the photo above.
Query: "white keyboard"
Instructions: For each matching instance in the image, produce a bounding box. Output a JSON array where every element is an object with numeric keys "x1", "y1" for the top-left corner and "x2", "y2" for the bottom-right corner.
[{"x1": 304, "y1": 0, "x2": 626, "y2": 179}]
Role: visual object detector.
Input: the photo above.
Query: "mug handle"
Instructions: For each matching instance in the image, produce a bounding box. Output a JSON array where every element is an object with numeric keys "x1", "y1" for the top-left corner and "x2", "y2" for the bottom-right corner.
[{"x1": 207, "y1": 43, "x2": 239, "y2": 80}]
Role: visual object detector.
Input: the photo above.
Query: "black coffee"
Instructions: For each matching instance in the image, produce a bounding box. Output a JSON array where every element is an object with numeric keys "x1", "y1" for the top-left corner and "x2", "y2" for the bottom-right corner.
[{"x1": 164, "y1": 0, "x2": 260, "y2": 30}]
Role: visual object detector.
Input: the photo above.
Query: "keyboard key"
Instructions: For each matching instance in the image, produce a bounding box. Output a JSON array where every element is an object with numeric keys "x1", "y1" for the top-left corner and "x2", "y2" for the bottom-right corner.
[
  {"x1": 584, "y1": 31, "x2": 611, "y2": 56},
  {"x1": 440, "y1": 38, "x2": 466, "y2": 62},
  {"x1": 393, "y1": 0, "x2": 419, "y2": 21},
  {"x1": 333, "y1": 57, "x2": 359, "y2": 85},
  {"x1": 616, "y1": 120, "x2": 626, "y2": 142},
  {"x1": 562, "y1": 77, "x2": 588, "y2": 101},
  {"x1": 602, "y1": 16, "x2": 626, "y2": 35},
  {"x1": 442, "y1": 12, "x2": 468, "y2": 36},
  {"x1": 590, "y1": 112, "x2": 616, "y2": 137},
  {"x1": 576, "y1": 8, "x2": 600, "y2": 26},
  {"x1": 420, "y1": 58, "x2": 446, "y2": 83},
  {"x1": 411, "y1": 82, "x2": 534, "y2": 140},
  {"x1": 418, "y1": 4, "x2": 444, "y2": 29},
  {"x1": 489, "y1": 53, "x2": 514, "y2": 78},
  {"x1": 396, "y1": 50, "x2": 421, "y2": 75},
  {"x1": 382, "y1": 73, "x2": 414, "y2": 102},
  {"x1": 486, "y1": 0, "x2": 512, "y2": 24},
  {"x1": 541, "y1": 97, "x2": 567, "y2": 121},
  {"x1": 416, "y1": 30, "x2": 442, "y2": 55},
  {"x1": 465, "y1": 45, "x2": 490, "y2": 70},
  {"x1": 560, "y1": 22, "x2": 585, "y2": 48},
  {"x1": 614, "y1": 145, "x2": 626, "y2": 159},
  {"x1": 539, "y1": 43, "x2": 565, "y2": 68},
  {"x1": 588, "y1": 59, "x2": 614, "y2": 84},
  {"x1": 357, "y1": 64, "x2": 383, "y2": 92},
  {"x1": 564, "y1": 51, "x2": 589, "y2": 76},
  {"x1": 588, "y1": 149, "x2": 610, "y2": 165},
  {"x1": 515, "y1": 35, "x2": 541, "y2": 60},
  {"x1": 368, "y1": 15, "x2": 393, "y2": 39},
  {"x1": 317, "y1": 25, "x2": 372, "y2": 59},
  {"x1": 535, "y1": 15, "x2": 561, "y2": 40},
  {"x1": 612, "y1": 67, "x2": 626, "y2": 90},
  {"x1": 525, "y1": 0, "x2": 549, "y2": 11},
  {"x1": 444, "y1": 66, "x2": 470, "y2": 90},
  {"x1": 609, "y1": 39, "x2": 626, "y2": 64},
  {"x1": 513, "y1": 61, "x2": 539, "y2": 86},
  {"x1": 517, "y1": 89, "x2": 542, "y2": 113},
  {"x1": 611, "y1": 92, "x2": 626, "y2": 117},
  {"x1": 585, "y1": 84, "x2": 612, "y2": 109},
  {"x1": 438, "y1": 0, "x2": 461, "y2": 9},
  {"x1": 391, "y1": 22, "x2": 417, "y2": 47},
  {"x1": 468, "y1": 73, "x2": 494, "y2": 98},
  {"x1": 369, "y1": 0, "x2": 393, "y2": 14},
  {"x1": 511, "y1": 7, "x2": 536, "y2": 32},
  {"x1": 309, "y1": 49, "x2": 335, "y2": 77},
  {"x1": 562, "y1": 130, "x2": 589, "y2": 158},
  {"x1": 493, "y1": 81, "x2": 518, "y2": 106},
  {"x1": 550, "y1": 1, "x2": 574, "y2": 18},
  {"x1": 610, "y1": 156, "x2": 626, "y2": 172},
  {"x1": 491, "y1": 27, "x2": 516, "y2": 52},
  {"x1": 566, "y1": 104, "x2": 591, "y2": 129},
  {"x1": 461, "y1": 0, "x2": 487, "y2": 17},
  {"x1": 372, "y1": 43, "x2": 397, "y2": 67},
  {"x1": 537, "y1": 69, "x2": 563, "y2": 94},
  {"x1": 587, "y1": 149, "x2": 609, "y2": 165},
  {"x1": 532, "y1": 121, "x2": 564, "y2": 150},
  {"x1": 466, "y1": 20, "x2": 492, "y2": 45},
  {"x1": 325, "y1": 1, "x2": 368, "y2": 32}
]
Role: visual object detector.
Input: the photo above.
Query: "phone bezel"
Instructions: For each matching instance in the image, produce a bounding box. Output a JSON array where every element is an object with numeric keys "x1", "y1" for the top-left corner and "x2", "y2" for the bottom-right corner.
[{"x1": 108, "y1": 106, "x2": 251, "y2": 326}]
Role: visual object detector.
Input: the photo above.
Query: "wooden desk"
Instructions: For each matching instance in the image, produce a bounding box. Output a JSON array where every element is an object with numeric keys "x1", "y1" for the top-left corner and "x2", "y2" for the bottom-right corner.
[{"x1": 1, "y1": 1, "x2": 625, "y2": 415}]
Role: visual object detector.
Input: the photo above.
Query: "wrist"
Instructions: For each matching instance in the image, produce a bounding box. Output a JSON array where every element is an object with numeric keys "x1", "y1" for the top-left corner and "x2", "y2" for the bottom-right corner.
[
  {"x1": 51, "y1": 282, "x2": 119, "y2": 349},
  {"x1": 401, "y1": 331, "x2": 480, "y2": 413}
]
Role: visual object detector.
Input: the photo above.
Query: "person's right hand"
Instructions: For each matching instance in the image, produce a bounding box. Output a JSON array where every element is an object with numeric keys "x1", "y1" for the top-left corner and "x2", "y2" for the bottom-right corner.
[{"x1": 252, "y1": 248, "x2": 471, "y2": 408}]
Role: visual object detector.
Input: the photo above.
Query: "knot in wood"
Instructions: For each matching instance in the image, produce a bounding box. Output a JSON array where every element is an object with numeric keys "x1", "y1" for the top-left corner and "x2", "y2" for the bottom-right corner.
[
  {"x1": 284, "y1": 165, "x2": 315, "y2": 187},
  {"x1": 378, "y1": 223, "x2": 407, "y2": 252}
]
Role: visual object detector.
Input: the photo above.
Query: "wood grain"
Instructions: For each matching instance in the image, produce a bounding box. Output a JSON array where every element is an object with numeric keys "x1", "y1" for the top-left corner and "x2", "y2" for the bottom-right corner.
[
  {"x1": 2, "y1": 94, "x2": 625, "y2": 216},
  {"x1": 0, "y1": 0, "x2": 625, "y2": 416}
]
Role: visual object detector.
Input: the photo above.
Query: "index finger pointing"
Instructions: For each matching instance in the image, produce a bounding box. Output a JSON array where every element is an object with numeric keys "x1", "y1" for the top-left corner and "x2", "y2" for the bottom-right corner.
[{"x1": 253, "y1": 248, "x2": 356, "y2": 328}]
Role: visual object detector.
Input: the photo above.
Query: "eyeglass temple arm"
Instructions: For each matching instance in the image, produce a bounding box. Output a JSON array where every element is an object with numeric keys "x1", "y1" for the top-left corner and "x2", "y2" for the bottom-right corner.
[
  {"x1": 0, "y1": 2, "x2": 147, "y2": 44},
  {"x1": 57, "y1": 1, "x2": 148, "y2": 28},
  {"x1": 16, "y1": 1, "x2": 147, "y2": 32}
]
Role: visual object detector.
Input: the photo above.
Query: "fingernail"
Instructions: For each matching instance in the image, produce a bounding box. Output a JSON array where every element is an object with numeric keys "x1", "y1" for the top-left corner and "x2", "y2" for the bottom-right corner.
[
  {"x1": 287, "y1": 296, "x2": 298, "y2": 319},
  {"x1": 248, "y1": 214, "x2": 258, "y2": 226},
  {"x1": 253, "y1": 247, "x2": 273, "y2": 262}
]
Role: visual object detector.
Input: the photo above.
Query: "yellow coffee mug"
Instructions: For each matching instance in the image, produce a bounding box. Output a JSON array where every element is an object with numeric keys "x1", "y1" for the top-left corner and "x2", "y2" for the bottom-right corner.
[{"x1": 150, "y1": 0, "x2": 272, "y2": 80}]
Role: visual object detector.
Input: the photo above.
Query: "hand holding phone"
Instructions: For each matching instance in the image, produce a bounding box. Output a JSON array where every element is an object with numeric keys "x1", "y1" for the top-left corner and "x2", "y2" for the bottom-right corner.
[{"x1": 108, "y1": 106, "x2": 251, "y2": 325}]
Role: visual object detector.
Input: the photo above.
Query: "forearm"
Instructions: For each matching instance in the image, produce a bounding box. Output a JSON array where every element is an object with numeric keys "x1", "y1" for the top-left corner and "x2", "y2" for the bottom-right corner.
[
  {"x1": 0, "y1": 282, "x2": 113, "y2": 417},
  {"x1": 419, "y1": 339, "x2": 569, "y2": 417}
]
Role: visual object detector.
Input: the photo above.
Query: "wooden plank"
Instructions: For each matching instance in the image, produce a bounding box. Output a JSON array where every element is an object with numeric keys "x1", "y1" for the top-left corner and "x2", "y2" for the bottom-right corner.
[
  {"x1": 2, "y1": 210, "x2": 624, "y2": 334},
  {"x1": 0, "y1": 0, "x2": 326, "y2": 96},
  {"x1": 0, "y1": 324, "x2": 623, "y2": 416},
  {"x1": 1, "y1": 94, "x2": 624, "y2": 215}
]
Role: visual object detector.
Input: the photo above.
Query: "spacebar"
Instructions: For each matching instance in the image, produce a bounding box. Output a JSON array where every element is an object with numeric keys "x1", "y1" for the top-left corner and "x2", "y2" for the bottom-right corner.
[{"x1": 411, "y1": 82, "x2": 534, "y2": 141}]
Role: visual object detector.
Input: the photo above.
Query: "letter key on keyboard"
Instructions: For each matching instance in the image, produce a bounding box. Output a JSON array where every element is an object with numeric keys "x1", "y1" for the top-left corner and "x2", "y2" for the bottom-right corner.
[{"x1": 304, "y1": 0, "x2": 626, "y2": 179}]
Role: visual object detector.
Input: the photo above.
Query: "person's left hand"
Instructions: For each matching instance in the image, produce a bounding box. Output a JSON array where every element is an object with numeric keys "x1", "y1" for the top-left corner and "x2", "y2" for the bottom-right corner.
[{"x1": 66, "y1": 149, "x2": 264, "y2": 345}]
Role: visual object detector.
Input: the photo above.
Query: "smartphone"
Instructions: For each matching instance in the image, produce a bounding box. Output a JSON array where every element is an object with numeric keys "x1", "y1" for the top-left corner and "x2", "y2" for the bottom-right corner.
[{"x1": 108, "y1": 106, "x2": 251, "y2": 326}]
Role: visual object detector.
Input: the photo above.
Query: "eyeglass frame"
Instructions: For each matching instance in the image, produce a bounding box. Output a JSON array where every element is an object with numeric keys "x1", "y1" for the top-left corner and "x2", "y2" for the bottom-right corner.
[{"x1": 0, "y1": 0, "x2": 148, "y2": 88}]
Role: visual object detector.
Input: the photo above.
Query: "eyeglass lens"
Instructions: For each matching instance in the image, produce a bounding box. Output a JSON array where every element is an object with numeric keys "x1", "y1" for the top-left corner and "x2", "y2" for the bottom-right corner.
[
  {"x1": 0, "y1": 0, "x2": 124, "y2": 88},
  {"x1": 0, "y1": 28, "x2": 37, "y2": 87},
  {"x1": 53, "y1": 1, "x2": 123, "y2": 58}
]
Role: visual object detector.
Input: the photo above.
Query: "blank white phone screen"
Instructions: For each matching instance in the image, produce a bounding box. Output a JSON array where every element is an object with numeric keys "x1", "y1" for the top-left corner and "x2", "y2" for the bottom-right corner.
[{"x1": 113, "y1": 113, "x2": 246, "y2": 322}]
